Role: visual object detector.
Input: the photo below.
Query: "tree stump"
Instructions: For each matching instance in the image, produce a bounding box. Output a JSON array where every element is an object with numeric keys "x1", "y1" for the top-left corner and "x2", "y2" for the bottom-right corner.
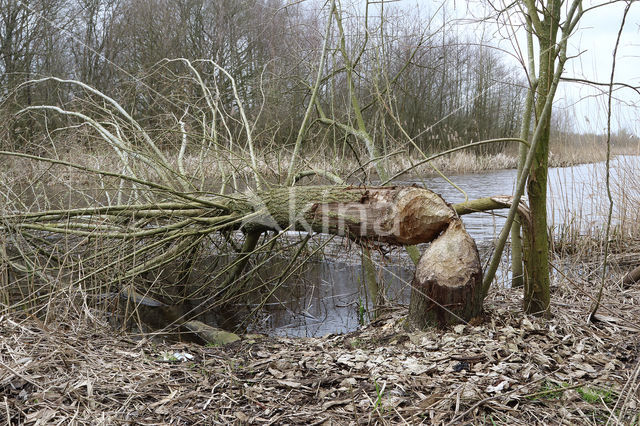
[{"x1": 408, "y1": 219, "x2": 483, "y2": 328}]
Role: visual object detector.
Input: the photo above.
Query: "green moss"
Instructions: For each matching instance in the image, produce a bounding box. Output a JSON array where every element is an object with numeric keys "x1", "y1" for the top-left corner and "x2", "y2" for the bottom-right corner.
[
  {"x1": 577, "y1": 387, "x2": 616, "y2": 406},
  {"x1": 528, "y1": 381, "x2": 570, "y2": 400},
  {"x1": 529, "y1": 382, "x2": 617, "y2": 408}
]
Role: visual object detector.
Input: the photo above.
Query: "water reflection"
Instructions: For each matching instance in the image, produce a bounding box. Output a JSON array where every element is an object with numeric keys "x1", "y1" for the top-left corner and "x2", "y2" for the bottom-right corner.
[
  {"x1": 258, "y1": 259, "x2": 413, "y2": 337},
  {"x1": 256, "y1": 156, "x2": 640, "y2": 337}
]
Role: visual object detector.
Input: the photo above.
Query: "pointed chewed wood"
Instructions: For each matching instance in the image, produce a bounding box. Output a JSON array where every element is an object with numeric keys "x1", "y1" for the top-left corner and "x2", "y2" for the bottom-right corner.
[{"x1": 408, "y1": 219, "x2": 483, "y2": 328}]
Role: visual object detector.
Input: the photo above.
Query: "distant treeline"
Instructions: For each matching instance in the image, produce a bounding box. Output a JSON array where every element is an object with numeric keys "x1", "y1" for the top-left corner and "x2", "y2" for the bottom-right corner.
[{"x1": 0, "y1": 0, "x2": 526, "y2": 155}]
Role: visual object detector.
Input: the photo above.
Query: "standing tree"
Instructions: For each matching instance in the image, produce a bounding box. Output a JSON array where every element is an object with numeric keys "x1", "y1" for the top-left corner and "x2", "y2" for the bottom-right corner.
[{"x1": 483, "y1": 0, "x2": 603, "y2": 316}]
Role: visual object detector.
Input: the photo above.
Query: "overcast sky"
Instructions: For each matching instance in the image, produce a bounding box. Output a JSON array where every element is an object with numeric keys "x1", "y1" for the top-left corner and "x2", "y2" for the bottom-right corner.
[
  {"x1": 561, "y1": 2, "x2": 639, "y2": 135},
  {"x1": 381, "y1": 0, "x2": 640, "y2": 135}
]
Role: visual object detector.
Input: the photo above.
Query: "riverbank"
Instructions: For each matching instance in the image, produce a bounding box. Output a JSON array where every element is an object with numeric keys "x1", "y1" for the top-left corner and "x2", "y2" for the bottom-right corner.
[
  {"x1": 3, "y1": 137, "x2": 637, "y2": 191},
  {"x1": 2, "y1": 267, "x2": 639, "y2": 424}
]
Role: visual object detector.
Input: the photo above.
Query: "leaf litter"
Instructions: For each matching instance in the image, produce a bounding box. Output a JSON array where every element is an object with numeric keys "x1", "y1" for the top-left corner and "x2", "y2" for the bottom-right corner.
[{"x1": 2, "y1": 275, "x2": 640, "y2": 424}]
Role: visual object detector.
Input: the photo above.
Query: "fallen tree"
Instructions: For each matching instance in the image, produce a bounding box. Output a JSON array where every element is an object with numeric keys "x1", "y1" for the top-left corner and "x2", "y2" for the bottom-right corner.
[
  {"x1": 0, "y1": 73, "x2": 529, "y2": 331},
  {"x1": 2, "y1": 169, "x2": 528, "y2": 328}
]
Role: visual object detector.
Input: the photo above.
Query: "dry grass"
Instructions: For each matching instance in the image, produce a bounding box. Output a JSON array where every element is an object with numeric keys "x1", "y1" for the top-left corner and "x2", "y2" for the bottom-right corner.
[
  {"x1": 4, "y1": 141, "x2": 635, "y2": 194},
  {"x1": 2, "y1": 264, "x2": 640, "y2": 425},
  {"x1": 549, "y1": 131, "x2": 640, "y2": 166}
]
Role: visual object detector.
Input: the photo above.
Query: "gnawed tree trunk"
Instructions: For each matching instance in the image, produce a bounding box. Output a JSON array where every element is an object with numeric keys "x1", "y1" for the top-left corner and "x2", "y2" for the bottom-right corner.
[
  {"x1": 228, "y1": 185, "x2": 456, "y2": 244},
  {"x1": 235, "y1": 186, "x2": 493, "y2": 328},
  {"x1": 226, "y1": 185, "x2": 483, "y2": 327},
  {"x1": 408, "y1": 220, "x2": 483, "y2": 328}
]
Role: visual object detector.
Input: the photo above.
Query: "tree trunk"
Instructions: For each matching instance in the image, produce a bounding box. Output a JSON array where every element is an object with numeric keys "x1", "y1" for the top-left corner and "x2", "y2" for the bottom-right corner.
[
  {"x1": 227, "y1": 185, "x2": 456, "y2": 245},
  {"x1": 511, "y1": 67, "x2": 536, "y2": 289},
  {"x1": 524, "y1": 31, "x2": 554, "y2": 316},
  {"x1": 408, "y1": 220, "x2": 483, "y2": 328},
  {"x1": 226, "y1": 185, "x2": 485, "y2": 327}
]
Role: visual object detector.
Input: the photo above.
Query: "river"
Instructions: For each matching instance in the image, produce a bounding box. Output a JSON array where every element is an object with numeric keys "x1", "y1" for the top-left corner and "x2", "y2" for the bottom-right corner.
[{"x1": 256, "y1": 156, "x2": 639, "y2": 337}]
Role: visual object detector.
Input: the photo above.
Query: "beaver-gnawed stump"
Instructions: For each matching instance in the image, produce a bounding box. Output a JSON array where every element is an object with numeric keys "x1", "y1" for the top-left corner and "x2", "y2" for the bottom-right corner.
[{"x1": 408, "y1": 219, "x2": 483, "y2": 328}]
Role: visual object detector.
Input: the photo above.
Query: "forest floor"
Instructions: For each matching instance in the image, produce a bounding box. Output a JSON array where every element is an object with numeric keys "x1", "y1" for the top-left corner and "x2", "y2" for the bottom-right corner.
[{"x1": 2, "y1": 266, "x2": 640, "y2": 425}]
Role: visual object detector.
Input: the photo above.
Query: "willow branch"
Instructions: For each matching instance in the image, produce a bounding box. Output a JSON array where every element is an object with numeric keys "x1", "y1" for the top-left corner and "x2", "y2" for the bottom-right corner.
[{"x1": 285, "y1": 0, "x2": 334, "y2": 186}]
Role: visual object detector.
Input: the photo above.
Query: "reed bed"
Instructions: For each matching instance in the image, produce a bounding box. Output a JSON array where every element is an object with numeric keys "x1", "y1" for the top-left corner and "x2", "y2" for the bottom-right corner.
[
  {"x1": 549, "y1": 152, "x2": 640, "y2": 260},
  {"x1": 3, "y1": 140, "x2": 634, "y2": 193}
]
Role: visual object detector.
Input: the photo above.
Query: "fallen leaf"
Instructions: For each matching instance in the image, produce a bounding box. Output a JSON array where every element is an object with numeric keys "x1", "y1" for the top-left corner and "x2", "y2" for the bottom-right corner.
[
  {"x1": 575, "y1": 363, "x2": 596, "y2": 374},
  {"x1": 402, "y1": 357, "x2": 436, "y2": 375},
  {"x1": 268, "y1": 367, "x2": 285, "y2": 379},
  {"x1": 277, "y1": 379, "x2": 302, "y2": 388},
  {"x1": 486, "y1": 380, "x2": 509, "y2": 393},
  {"x1": 322, "y1": 399, "x2": 351, "y2": 410}
]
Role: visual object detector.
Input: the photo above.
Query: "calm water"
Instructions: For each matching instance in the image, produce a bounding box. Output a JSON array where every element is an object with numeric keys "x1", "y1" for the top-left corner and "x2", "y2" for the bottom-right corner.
[
  {"x1": 401, "y1": 155, "x2": 640, "y2": 240},
  {"x1": 256, "y1": 156, "x2": 640, "y2": 337},
  {"x1": 254, "y1": 258, "x2": 414, "y2": 337}
]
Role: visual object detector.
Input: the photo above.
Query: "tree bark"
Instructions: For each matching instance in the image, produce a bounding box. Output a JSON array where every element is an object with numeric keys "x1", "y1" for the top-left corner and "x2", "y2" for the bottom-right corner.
[
  {"x1": 226, "y1": 185, "x2": 456, "y2": 245},
  {"x1": 408, "y1": 220, "x2": 483, "y2": 328}
]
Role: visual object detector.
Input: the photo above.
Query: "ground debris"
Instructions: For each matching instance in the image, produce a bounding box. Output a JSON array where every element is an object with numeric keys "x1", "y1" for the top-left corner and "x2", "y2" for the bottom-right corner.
[{"x1": 2, "y1": 282, "x2": 640, "y2": 425}]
